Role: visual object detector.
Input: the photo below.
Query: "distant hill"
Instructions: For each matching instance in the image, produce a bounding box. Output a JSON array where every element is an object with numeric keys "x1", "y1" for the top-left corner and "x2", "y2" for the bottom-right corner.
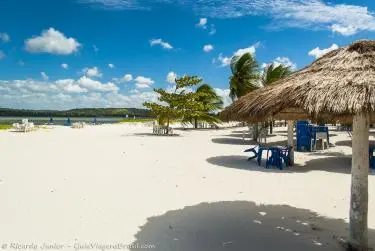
[{"x1": 0, "y1": 107, "x2": 152, "y2": 118}]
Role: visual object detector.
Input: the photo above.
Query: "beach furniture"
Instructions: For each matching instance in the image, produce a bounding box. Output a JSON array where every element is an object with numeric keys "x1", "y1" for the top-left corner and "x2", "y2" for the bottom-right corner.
[
  {"x1": 296, "y1": 121, "x2": 330, "y2": 151},
  {"x1": 72, "y1": 122, "x2": 85, "y2": 129},
  {"x1": 242, "y1": 126, "x2": 254, "y2": 143},
  {"x1": 245, "y1": 145, "x2": 291, "y2": 170},
  {"x1": 313, "y1": 132, "x2": 329, "y2": 150},
  {"x1": 12, "y1": 120, "x2": 35, "y2": 132},
  {"x1": 12, "y1": 123, "x2": 23, "y2": 132},
  {"x1": 296, "y1": 121, "x2": 312, "y2": 151},
  {"x1": 64, "y1": 118, "x2": 72, "y2": 126},
  {"x1": 152, "y1": 124, "x2": 173, "y2": 135},
  {"x1": 369, "y1": 145, "x2": 375, "y2": 170}
]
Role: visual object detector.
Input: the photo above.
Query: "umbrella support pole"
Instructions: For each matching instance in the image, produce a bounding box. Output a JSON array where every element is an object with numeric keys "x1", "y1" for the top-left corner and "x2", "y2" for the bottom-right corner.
[
  {"x1": 350, "y1": 113, "x2": 369, "y2": 250},
  {"x1": 287, "y1": 120, "x2": 294, "y2": 165}
]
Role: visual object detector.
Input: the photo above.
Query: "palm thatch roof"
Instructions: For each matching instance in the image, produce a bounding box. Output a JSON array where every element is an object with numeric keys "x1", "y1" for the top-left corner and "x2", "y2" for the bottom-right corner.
[{"x1": 221, "y1": 40, "x2": 375, "y2": 122}]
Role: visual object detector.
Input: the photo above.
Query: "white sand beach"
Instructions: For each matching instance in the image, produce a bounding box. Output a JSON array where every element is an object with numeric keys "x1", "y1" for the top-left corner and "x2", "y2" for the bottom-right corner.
[{"x1": 0, "y1": 124, "x2": 374, "y2": 250}]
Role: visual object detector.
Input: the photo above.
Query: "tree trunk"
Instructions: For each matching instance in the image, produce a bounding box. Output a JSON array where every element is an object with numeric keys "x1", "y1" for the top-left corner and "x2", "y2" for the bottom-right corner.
[
  {"x1": 194, "y1": 118, "x2": 198, "y2": 129},
  {"x1": 287, "y1": 120, "x2": 294, "y2": 165},
  {"x1": 252, "y1": 123, "x2": 259, "y2": 141},
  {"x1": 166, "y1": 116, "x2": 170, "y2": 135},
  {"x1": 270, "y1": 121, "x2": 273, "y2": 134},
  {"x1": 349, "y1": 113, "x2": 369, "y2": 251}
]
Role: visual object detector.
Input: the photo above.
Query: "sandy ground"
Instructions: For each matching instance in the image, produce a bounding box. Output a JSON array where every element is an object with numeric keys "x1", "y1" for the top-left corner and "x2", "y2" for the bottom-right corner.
[{"x1": 0, "y1": 123, "x2": 374, "y2": 250}]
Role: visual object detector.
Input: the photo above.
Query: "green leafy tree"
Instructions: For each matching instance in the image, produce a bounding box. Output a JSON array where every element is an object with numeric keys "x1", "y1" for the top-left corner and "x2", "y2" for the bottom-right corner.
[
  {"x1": 229, "y1": 52, "x2": 260, "y2": 100},
  {"x1": 183, "y1": 83, "x2": 223, "y2": 128},
  {"x1": 143, "y1": 76, "x2": 205, "y2": 134}
]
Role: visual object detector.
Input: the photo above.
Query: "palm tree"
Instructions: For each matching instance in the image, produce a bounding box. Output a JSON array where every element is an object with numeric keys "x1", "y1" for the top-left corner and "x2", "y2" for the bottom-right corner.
[
  {"x1": 229, "y1": 53, "x2": 260, "y2": 138},
  {"x1": 229, "y1": 53, "x2": 260, "y2": 100},
  {"x1": 183, "y1": 84, "x2": 223, "y2": 128},
  {"x1": 262, "y1": 63, "x2": 292, "y2": 87},
  {"x1": 262, "y1": 63, "x2": 292, "y2": 133}
]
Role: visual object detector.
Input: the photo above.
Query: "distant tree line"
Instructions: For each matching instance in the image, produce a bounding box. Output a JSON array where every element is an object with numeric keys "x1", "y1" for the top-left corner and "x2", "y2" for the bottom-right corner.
[{"x1": 0, "y1": 107, "x2": 152, "y2": 118}]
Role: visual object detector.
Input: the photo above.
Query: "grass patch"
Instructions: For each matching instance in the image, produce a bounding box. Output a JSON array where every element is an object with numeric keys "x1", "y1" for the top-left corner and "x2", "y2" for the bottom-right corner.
[{"x1": 0, "y1": 124, "x2": 12, "y2": 130}]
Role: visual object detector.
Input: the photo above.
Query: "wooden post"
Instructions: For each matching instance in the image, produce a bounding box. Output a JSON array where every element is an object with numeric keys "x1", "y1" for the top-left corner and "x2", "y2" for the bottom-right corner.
[
  {"x1": 287, "y1": 120, "x2": 294, "y2": 165},
  {"x1": 350, "y1": 113, "x2": 369, "y2": 250}
]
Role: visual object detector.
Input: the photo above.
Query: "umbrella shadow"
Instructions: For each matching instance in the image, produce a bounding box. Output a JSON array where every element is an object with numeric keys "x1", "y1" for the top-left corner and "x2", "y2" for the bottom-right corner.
[
  {"x1": 212, "y1": 138, "x2": 289, "y2": 146},
  {"x1": 206, "y1": 154, "x2": 360, "y2": 174},
  {"x1": 130, "y1": 201, "x2": 375, "y2": 251}
]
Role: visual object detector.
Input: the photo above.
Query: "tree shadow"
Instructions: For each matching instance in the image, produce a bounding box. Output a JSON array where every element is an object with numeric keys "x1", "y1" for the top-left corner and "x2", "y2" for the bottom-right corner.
[
  {"x1": 130, "y1": 201, "x2": 375, "y2": 251},
  {"x1": 206, "y1": 154, "x2": 363, "y2": 174},
  {"x1": 127, "y1": 133, "x2": 181, "y2": 137}
]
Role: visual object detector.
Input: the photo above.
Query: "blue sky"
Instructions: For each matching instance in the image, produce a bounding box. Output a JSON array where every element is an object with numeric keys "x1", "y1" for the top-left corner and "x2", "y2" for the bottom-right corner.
[{"x1": 1, "y1": 0, "x2": 375, "y2": 109}]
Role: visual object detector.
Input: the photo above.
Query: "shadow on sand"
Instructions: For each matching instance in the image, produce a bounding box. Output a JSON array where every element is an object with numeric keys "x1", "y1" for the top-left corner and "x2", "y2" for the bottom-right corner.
[
  {"x1": 206, "y1": 154, "x2": 361, "y2": 174},
  {"x1": 212, "y1": 138, "x2": 289, "y2": 147},
  {"x1": 130, "y1": 201, "x2": 375, "y2": 251}
]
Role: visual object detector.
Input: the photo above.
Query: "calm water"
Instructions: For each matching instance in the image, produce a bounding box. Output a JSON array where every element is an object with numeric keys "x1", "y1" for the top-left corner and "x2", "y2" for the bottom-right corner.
[{"x1": 0, "y1": 116, "x2": 126, "y2": 125}]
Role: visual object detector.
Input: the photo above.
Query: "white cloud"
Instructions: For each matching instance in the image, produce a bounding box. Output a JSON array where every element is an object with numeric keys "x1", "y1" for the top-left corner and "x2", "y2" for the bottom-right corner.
[
  {"x1": 18, "y1": 60, "x2": 25, "y2": 66},
  {"x1": 203, "y1": 44, "x2": 214, "y2": 52},
  {"x1": 61, "y1": 63, "x2": 69, "y2": 69},
  {"x1": 93, "y1": 44, "x2": 99, "y2": 53},
  {"x1": 0, "y1": 50, "x2": 5, "y2": 60},
  {"x1": 41, "y1": 72, "x2": 49, "y2": 81},
  {"x1": 81, "y1": 1, "x2": 375, "y2": 36},
  {"x1": 79, "y1": 0, "x2": 149, "y2": 10},
  {"x1": 135, "y1": 76, "x2": 155, "y2": 89},
  {"x1": 234, "y1": 44, "x2": 258, "y2": 57},
  {"x1": 166, "y1": 71, "x2": 177, "y2": 84},
  {"x1": 150, "y1": 38, "x2": 173, "y2": 50},
  {"x1": 77, "y1": 76, "x2": 119, "y2": 92},
  {"x1": 273, "y1": 57, "x2": 297, "y2": 70},
  {"x1": 308, "y1": 44, "x2": 339, "y2": 59},
  {"x1": 82, "y1": 66, "x2": 102, "y2": 78},
  {"x1": 56, "y1": 79, "x2": 88, "y2": 93},
  {"x1": 214, "y1": 88, "x2": 232, "y2": 108},
  {"x1": 209, "y1": 24, "x2": 217, "y2": 35},
  {"x1": 0, "y1": 33, "x2": 10, "y2": 43},
  {"x1": 197, "y1": 18, "x2": 208, "y2": 29},
  {"x1": 112, "y1": 74, "x2": 133, "y2": 84},
  {"x1": 215, "y1": 43, "x2": 259, "y2": 67},
  {"x1": 124, "y1": 74, "x2": 133, "y2": 82},
  {"x1": 108, "y1": 63, "x2": 115, "y2": 68},
  {"x1": 25, "y1": 28, "x2": 81, "y2": 55},
  {"x1": 217, "y1": 54, "x2": 232, "y2": 67}
]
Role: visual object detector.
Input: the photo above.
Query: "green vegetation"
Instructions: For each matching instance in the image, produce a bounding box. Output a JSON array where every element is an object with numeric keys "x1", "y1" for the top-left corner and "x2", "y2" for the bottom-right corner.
[
  {"x1": 229, "y1": 52, "x2": 260, "y2": 100},
  {"x1": 262, "y1": 63, "x2": 292, "y2": 87},
  {"x1": 143, "y1": 75, "x2": 224, "y2": 133},
  {"x1": 0, "y1": 107, "x2": 152, "y2": 118},
  {"x1": 182, "y1": 83, "x2": 223, "y2": 128},
  {"x1": 228, "y1": 53, "x2": 292, "y2": 136},
  {"x1": 0, "y1": 124, "x2": 12, "y2": 130}
]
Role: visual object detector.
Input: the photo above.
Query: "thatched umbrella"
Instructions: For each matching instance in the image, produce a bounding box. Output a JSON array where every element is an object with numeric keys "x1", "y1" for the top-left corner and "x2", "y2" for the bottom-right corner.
[{"x1": 221, "y1": 40, "x2": 375, "y2": 250}]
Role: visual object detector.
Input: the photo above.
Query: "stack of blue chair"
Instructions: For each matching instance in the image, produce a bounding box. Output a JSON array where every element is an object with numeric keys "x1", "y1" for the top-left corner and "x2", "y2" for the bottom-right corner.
[
  {"x1": 369, "y1": 145, "x2": 375, "y2": 169},
  {"x1": 296, "y1": 121, "x2": 312, "y2": 151}
]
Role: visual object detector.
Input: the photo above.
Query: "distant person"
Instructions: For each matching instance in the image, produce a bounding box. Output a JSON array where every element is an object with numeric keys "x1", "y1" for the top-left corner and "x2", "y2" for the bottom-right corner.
[{"x1": 49, "y1": 117, "x2": 53, "y2": 124}]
